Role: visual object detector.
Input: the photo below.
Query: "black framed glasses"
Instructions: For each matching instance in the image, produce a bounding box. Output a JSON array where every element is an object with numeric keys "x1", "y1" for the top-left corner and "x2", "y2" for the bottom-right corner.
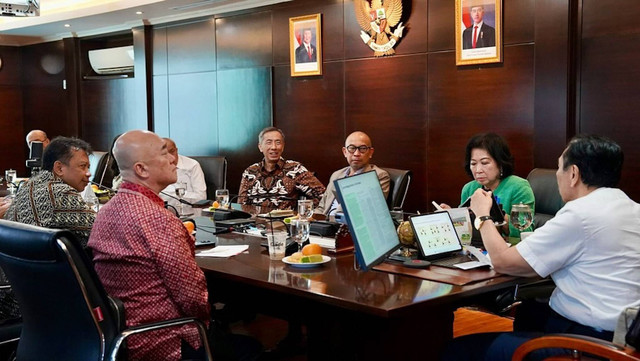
[{"x1": 345, "y1": 145, "x2": 371, "y2": 154}]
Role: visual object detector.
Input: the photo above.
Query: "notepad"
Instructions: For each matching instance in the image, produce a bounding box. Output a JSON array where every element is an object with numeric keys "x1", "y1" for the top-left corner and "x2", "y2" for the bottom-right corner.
[{"x1": 197, "y1": 245, "x2": 249, "y2": 258}]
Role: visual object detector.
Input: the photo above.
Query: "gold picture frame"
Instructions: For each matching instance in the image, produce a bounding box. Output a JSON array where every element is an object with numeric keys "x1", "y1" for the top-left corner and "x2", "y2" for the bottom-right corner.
[
  {"x1": 455, "y1": 0, "x2": 502, "y2": 66},
  {"x1": 289, "y1": 14, "x2": 322, "y2": 77}
]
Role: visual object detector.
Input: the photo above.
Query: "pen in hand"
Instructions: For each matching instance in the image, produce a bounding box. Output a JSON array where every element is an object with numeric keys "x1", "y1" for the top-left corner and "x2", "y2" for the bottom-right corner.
[{"x1": 432, "y1": 201, "x2": 444, "y2": 211}]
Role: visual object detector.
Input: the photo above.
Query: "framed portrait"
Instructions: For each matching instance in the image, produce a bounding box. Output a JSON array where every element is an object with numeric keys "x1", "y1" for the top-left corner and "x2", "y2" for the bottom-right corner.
[
  {"x1": 289, "y1": 14, "x2": 322, "y2": 77},
  {"x1": 455, "y1": 0, "x2": 502, "y2": 66}
]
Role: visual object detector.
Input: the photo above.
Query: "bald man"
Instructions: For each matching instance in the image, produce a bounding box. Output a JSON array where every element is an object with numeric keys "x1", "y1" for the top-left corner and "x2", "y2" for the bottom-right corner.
[
  {"x1": 88, "y1": 130, "x2": 260, "y2": 361},
  {"x1": 314, "y1": 131, "x2": 390, "y2": 218},
  {"x1": 25, "y1": 129, "x2": 50, "y2": 149},
  {"x1": 160, "y1": 138, "x2": 207, "y2": 206}
]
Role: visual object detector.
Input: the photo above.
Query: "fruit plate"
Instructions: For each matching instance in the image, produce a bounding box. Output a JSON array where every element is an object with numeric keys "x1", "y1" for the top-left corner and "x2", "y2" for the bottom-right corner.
[{"x1": 282, "y1": 255, "x2": 331, "y2": 268}]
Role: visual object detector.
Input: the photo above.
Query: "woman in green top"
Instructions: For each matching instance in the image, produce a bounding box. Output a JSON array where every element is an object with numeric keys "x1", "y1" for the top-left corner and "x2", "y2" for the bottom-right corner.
[{"x1": 442, "y1": 133, "x2": 535, "y2": 237}]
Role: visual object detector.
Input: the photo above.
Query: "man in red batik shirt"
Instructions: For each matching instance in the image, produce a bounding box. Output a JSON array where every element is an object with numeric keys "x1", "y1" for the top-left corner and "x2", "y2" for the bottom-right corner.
[{"x1": 89, "y1": 130, "x2": 259, "y2": 360}]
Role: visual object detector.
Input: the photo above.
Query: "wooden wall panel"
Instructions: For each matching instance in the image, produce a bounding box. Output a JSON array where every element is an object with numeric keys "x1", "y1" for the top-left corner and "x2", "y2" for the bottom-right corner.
[
  {"x1": 428, "y1": 45, "x2": 535, "y2": 208},
  {"x1": 167, "y1": 19, "x2": 216, "y2": 74},
  {"x1": 579, "y1": 0, "x2": 640, "y2": 201},
  {"x1": 503, "y1": 0, "x2": 535, "y2": 45},
  {"x1": 216, "y1": 12, "x2": 271, "y2": 70},
  {"x1": 273, "y1": 62, "x2": 345, "y2": 185},
  {"x1": 428, "y1": 0, "x2": 455, "y2": 52},
  {"x1": 345, "y1": 55, "x2": 428, "y2": 213},
  {"x1": 80, "y1": 78, "x2": 143, "y2": 151},
  {"x1": 272, "y1": 0, "x2": 344, "y2": 64},
  {"x1": 0, "y1": 87, "x2": 25, "y2": 175},
  {"x1": 21, "y1": 41, "x2": 73, "y2": 162},
  {"x1": 217, "y1": 67, "x2": 272, "y2": 195},
  {"x1": 533, "y1": 0, "x2": 570, "y2": 168}
]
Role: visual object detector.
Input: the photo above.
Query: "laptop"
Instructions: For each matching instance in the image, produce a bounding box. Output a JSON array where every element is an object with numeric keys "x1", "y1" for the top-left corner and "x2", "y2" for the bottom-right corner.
[
  {"x1": 192, "y1": 216, "x2": 220, "y2": 247},
  {"x1": 409, "y1": 211, "x2": 476, "y2": 268}
]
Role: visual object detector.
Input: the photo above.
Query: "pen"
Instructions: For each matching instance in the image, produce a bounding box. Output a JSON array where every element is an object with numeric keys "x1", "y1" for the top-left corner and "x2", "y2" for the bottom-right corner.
[{"x1": 432, "y1": 201, "x2": 443, "y2": 211}]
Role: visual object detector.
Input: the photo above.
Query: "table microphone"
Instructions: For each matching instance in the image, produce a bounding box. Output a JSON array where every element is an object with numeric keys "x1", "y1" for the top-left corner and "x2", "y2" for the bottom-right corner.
[{"x1": 160, "y1": 190, "x2": 196, "y2": 207}]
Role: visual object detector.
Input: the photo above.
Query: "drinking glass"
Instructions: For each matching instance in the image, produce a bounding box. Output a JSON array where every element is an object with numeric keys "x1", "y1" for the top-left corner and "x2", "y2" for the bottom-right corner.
[
  {"x1": 5, "y1": 169, "x2": 17, "y2": 195},
  {"x1": 297, "y1": 199, "x2": 313, "y2": 220},
  {"x1": 174, "y1": 182, "x2": 187, "y2": 215},
  {"x1": 510, "y1": 203, "x2": 533, "y2": 232},
  {"x1": 215, "y1": 189, "x2": 230, "y2": 208},
  {"x1": 290, "y1": 219, "x2": 310, "y2": 252}
]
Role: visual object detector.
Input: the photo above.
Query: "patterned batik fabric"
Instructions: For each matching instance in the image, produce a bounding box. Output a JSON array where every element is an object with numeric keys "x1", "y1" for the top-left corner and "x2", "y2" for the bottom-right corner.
[
  {"x1": 3, "y1": 170, "x2": 95, "y2": 247},
  {"x1": 238, "y1": 157, "x2": 326, "y2": 209},
  {"x1": 88, "y1": 181, "x2": 210, "y2": 361}
]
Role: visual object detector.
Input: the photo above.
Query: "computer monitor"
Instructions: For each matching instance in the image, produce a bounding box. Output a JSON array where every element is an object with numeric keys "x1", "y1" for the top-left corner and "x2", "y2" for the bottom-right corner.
[{"x1": 334, "y1": 171, "x2": 400, "y2": 271}]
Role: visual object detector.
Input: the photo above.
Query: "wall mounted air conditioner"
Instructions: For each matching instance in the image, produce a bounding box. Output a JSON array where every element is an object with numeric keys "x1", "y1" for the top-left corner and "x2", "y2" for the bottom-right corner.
[{"x1": 88, "y1": 45, "x2": 134, "y2": 75}]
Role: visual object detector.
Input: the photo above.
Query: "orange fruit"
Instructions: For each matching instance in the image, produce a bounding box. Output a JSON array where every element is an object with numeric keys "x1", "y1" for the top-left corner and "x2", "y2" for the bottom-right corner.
[
  {"x1": 302, "y1": 243, "x2": 322, "y2": 256},
  {"x1": 212, "y1": 201, "x2": 220, "y2": 208},
  {"x1": 183, "y1": 221, "x2": 195, "y2": 234}
]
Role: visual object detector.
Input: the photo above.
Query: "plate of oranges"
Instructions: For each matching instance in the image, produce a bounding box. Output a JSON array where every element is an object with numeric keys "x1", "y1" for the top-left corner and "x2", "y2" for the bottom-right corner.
[{"x1": 282, "y1": 243, "x2": 330, "y2": 267}]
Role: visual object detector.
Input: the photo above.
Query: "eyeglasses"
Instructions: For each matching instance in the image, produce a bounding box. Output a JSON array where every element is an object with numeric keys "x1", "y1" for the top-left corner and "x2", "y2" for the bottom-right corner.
[{"x1": 345, "y1": 145, "x2": 371, "y2": 154}]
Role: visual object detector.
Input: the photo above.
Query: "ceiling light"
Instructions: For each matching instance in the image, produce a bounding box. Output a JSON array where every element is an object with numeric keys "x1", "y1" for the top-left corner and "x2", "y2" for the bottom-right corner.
[
  {"x1": 64, "y1": 23, "x2": 70, "y2": 27},
  {"x1": 136, "y1": 11, "x2": 142, "y2": 15}
]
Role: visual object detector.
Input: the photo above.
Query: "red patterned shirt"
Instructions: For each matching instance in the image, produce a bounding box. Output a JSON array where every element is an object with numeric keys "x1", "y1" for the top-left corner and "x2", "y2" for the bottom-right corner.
[
  {"x1": 238, "y1": 157, "x2": 325, "y2": 209},
  {"x1": 88, "y1": 181, "x2": 209, "y2": 361}
]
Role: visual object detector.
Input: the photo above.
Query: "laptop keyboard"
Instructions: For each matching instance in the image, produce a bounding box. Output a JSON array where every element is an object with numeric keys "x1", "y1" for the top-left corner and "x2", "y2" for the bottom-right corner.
[{"x1": 431, "y1": 254, "x2": 475, "y2": 268}]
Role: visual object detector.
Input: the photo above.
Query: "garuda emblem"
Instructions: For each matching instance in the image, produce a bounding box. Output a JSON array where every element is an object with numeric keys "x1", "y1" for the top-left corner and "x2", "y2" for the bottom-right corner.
[{"x1": 355, "y1": 0, "x2": 405, "y2": 57}]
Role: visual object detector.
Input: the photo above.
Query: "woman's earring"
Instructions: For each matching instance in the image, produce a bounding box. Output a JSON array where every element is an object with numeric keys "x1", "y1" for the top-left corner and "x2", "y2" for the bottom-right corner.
[{"x1": 500, "y1": 169, "x2": 503, "y2": 177}]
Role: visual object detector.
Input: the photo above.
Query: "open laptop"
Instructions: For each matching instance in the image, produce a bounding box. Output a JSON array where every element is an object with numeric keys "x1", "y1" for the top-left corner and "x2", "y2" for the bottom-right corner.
[
  {"x1": 192, "y1": 216, "x2": 219, "y2": 247},
  {"x1": 409, "y1": 211, "x2": 476, "y2": 268}
]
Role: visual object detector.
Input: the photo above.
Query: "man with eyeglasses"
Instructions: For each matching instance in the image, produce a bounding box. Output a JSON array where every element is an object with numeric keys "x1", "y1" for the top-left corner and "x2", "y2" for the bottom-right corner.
[
  {"x1": 314, "y1": 131, "x2": 390, "y2": 218},
  {"x1": 239, "y1": 127, "x2": 325, "y2": 210}
]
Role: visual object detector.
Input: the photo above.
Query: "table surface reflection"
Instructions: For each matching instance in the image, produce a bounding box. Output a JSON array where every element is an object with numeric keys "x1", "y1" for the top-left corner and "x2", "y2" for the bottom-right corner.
[{"x1": 196, "y1": 232, "x2": 525, "y2": 318}]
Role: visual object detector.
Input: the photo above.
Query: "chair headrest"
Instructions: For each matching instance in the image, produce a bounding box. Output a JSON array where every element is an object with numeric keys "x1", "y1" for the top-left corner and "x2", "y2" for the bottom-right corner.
[{"x1": 0, "y1": 220, "x2": 74, "y2": 262}]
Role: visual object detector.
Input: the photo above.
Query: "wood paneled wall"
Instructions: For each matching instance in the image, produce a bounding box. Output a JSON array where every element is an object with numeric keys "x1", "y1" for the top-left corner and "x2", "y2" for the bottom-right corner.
[
  {"x1": 5, "y1": 0, "x2": 640, "y2": 205},
  {"x1": 0, "y1": 46, "x2": 25, "y2": 175}
]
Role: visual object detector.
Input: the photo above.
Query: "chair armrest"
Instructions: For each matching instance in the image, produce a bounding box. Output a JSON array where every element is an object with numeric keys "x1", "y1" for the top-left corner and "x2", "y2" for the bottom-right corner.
[
  {"x1": 108, "y1": 317, "x2": 212, "y2": 361},
  {"x1": 512, "y1": 333, "x2": 640, "y2": 361}
]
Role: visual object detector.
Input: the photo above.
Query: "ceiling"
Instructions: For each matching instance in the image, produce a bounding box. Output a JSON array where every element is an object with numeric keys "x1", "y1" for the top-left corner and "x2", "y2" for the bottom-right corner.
[{"x1": 0, "y1": 0, "x2": 290, "y2": 46}]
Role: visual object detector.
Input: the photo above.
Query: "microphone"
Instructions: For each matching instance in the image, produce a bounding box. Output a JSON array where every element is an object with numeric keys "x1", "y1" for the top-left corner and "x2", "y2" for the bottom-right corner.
[
  {"x1": 90, "y1": 180, "x2": 117, "y2": 193},
  {"x1": 160, "y1": 190, "x2": 195, "y2": 207}
]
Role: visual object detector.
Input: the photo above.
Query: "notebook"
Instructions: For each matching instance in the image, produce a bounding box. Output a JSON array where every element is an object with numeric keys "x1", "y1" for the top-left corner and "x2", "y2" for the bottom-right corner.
[{"x1": 408, "y1": 211, "x2": 475, "y2": 268}]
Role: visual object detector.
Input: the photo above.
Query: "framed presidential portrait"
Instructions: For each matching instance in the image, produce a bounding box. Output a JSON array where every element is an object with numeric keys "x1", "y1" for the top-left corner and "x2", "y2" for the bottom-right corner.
[
  {"x1": 455, "y1": 0, "x2": 502, "y2": 66},
  {"x1": 289, "y1": 14, "x2": 322, "y2": 77}
]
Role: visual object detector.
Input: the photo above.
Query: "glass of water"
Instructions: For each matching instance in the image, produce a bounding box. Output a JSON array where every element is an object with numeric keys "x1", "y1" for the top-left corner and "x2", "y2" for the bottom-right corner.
[
  {"x1": 510, "y1": 203, "x2": 533, "y2": 232},
  {"x1": 5, "y1": 169, "x2": 17, "y2": 195},
  {"x1": 290, "y1": 218, "x2": 310, "y2": 252},
  {"x1": 297, "y1": 199, "x2": 313, "y2": 220},
  {"x1": 174, "y1": 182, "x2": 187, "y2": 215},
  {"x1": 215, "y1": 189, "x2": 230, "y2": 208}
]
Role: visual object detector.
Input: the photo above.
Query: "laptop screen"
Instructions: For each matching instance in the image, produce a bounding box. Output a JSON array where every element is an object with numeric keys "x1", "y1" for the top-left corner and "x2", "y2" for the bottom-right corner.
[
  {"x1": 334, "y1": 171, "x2": 400, "y2": 271},
  {"x1": 410, "y1": 212, "x2": 462, "y2": 258}
]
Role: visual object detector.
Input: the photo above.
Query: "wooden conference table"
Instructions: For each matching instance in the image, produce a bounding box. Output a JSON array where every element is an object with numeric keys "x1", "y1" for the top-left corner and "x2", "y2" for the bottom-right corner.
[{"x1": 196, "y1": 220, "x2": 533, "y2": 361}]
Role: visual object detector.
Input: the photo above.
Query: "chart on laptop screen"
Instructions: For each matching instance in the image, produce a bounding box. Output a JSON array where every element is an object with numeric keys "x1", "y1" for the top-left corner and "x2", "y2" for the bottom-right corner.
[{"x1": 412, "y1": 213, "x2": 460, "y2": 256}]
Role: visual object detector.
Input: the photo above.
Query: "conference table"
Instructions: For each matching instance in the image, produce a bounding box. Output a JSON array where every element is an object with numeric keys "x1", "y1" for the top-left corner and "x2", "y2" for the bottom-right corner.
[{"x1": 195, "y1": 216, "x2": 535, "y2": 361}]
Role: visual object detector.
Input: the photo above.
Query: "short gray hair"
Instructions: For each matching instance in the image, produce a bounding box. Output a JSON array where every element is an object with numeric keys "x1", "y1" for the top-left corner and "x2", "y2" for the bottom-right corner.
[{"x1": 258, "y1": 127, "x2": 285, "y2": 143}]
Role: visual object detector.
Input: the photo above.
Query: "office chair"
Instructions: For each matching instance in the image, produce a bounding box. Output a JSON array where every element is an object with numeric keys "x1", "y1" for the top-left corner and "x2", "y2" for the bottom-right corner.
[
  {"x1": 0, "y1": 219, "x2": 212, "y2": 361},
  {"x1": 92, "y1": 152, "x2": 119, "y2": 188},
  {"x1": 526, "y1": 168, "x2": 565, "y2": 229},
  {"x1": 0, "y1": 282, "x2": 21, "y2": 361},
  {"x1": 382, "y1": 168, "x2": 412, "y2": 210},
  {"x1": 191, "y1": 156, "x2": 228, "y2": 200},
  {"x1": 512, "y1": 334, "x2": 640, "y2": 361}
]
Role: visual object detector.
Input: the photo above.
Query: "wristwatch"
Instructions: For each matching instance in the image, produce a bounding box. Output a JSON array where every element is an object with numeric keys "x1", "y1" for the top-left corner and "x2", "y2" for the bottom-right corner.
[{"x1": 474, "y1": 215, "x2": 493, "y2": 230}]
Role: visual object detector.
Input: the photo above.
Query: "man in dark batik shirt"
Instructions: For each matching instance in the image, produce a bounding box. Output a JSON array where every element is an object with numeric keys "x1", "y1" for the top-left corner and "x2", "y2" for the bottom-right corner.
[
  {"x1": 3, "y1": 136, "x2": 95, "y2": 247},
  {"x1": 238, "y1": 127, "x2": 325, "y2": 210}
]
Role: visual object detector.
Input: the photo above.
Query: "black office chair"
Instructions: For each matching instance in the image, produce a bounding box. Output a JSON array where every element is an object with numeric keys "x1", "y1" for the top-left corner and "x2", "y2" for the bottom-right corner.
[
  {"x1": 381, "y1": 168, "x2": 412, "y2": 210},
  {"x1": 92, "y1": 152, "x2": 119, "y2": 188},
  {"x1": 191, "y1": 156, "x2": 228, "y2": 200},
  {"x1": 0, "y1": 219, "x2": 212, "y2": 361},
  {"x1": 0, "y1": 282, "x2": 21, "y2": 361},
  {"x1": 526, "y1": 168, "x2": 565, "y2": 229}
]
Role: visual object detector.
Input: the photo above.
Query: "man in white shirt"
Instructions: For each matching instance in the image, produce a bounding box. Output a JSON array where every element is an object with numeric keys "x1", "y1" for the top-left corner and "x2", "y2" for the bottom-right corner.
[
  {"x1": 160, "y1": 138, "x2": 207, "y2": 206},
  {"x1": 444, "y1": 134, "x2": 640, "y2": 360}
]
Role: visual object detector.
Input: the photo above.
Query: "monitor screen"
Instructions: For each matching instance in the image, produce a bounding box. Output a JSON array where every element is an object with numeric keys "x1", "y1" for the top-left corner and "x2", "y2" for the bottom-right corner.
[{"x1": 334, "y1": 171, "x2": 400, "y2": 271}]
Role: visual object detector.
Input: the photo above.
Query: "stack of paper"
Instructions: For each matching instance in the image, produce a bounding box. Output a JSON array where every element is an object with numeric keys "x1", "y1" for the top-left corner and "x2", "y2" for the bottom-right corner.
[{"x1": 197, "y1": 245, "x2": 249, "y2": 258}]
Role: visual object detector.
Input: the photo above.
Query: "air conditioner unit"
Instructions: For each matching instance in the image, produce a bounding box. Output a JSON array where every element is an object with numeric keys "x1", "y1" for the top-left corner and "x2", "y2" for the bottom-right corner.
[
  {"x1": 0, "y1": 0, "x2": 39, "y2": 16},
  {"x1": 88, "y1": 45, "x2": 134, "y2": 75}
]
